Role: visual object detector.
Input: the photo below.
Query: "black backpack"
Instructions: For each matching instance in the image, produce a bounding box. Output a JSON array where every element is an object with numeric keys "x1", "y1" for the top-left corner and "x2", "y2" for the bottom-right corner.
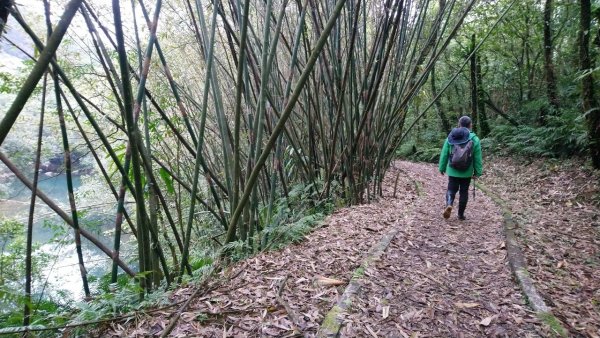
[{"x1": 449, "y1": 140, "x2": 474, "y2": 170}]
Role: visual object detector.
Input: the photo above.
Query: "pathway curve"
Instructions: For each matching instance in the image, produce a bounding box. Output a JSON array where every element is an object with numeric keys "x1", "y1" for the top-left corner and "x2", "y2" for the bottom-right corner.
[{"x1": 102, "y1": 161, "x2": 545, "y2": 337}]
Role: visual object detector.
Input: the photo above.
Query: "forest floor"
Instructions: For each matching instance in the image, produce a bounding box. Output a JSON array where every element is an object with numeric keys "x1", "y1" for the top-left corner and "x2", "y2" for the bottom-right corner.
[
  {"x1": 99, "y1": 159, "x2": 599, "y2": 338},
  {"x1": 484, "y1": 158, "x2": 600, "y2": 337}
]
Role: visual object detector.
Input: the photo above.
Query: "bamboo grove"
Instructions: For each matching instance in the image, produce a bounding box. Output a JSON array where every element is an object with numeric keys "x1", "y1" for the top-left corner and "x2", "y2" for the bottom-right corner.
[{"x1": 0, "y1": 0, "x2": 480, "y2": 307}]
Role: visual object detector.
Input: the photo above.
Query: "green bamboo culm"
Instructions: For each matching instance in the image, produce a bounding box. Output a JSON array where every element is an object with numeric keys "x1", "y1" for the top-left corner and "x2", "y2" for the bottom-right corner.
[
  {"x1": 112, "y1": 0, "x2": 153, "y2": 294},
  {"x1": 41, "y1": 0, "x2": 91, "y2": 299},
  {"x1": 179, "y1": 0, "x2": 221, "y2": 280},
  {"x1": 225, "y1": 0, "x2": 350, "y2": 247},
  {"x1": 23, "y1": 72, "x2": 47, "y2": 326},
  {"x1": 231, "y1": 0, "x2": 252, "y2": 249},
  {"x1": 0, "y1": 0, "x2": 83, "y2": 146}
]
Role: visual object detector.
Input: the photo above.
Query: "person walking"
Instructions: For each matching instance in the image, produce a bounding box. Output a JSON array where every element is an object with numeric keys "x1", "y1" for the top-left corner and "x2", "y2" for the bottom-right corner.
[{"x1": 438, "y1": 116, "x2": 483, "y2": 220}]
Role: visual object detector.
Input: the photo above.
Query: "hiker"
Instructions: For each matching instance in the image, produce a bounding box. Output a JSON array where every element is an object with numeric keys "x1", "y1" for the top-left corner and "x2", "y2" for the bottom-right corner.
[{"x1": 438, "y1": 116, "x2": 483, "y2": 220}]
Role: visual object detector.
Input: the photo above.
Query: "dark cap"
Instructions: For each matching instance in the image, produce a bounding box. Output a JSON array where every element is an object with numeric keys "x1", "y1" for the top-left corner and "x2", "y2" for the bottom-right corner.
[{"x1": 448, "y1": 127, "x2": 470, "y2": 145}]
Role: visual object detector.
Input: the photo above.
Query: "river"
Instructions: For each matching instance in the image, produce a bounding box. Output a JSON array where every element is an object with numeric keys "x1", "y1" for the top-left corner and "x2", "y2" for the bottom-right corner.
[
  {"x1": 0, "y1": 170, "x2": 133, "y2": 302},
  {"x1": 0, "y1": 9, "x2": 132, "y2": 303}
]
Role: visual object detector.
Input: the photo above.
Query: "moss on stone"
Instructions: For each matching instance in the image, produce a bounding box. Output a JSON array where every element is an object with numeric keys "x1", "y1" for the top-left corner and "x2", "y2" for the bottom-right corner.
[
  {"x1": 537, "y1": 312, "x2": 568, "y2": 338},
  {"x1": 317, "y1": 305, "x2": 343, "y2": 337},
  {"x1": 352, "y1": 266, "x2": 365, "y2": 279}
]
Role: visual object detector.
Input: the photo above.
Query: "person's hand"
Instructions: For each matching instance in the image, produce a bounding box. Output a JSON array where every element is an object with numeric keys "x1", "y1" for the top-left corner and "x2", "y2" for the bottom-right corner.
[{"x1": 472, "y1": 175, "x2": 479, "y2": 180}]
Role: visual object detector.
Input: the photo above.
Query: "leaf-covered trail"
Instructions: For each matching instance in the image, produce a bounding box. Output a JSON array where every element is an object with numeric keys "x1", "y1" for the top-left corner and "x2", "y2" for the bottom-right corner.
[
  {"x1": 339, "y1": 161, "x2": 541, "y2": 337},
  {"x1": 103, "y1": 161, "x2": 543, "y2": 337},
  {"x1": 484, "y1": 159, "x2": 600, "y2": 336}
]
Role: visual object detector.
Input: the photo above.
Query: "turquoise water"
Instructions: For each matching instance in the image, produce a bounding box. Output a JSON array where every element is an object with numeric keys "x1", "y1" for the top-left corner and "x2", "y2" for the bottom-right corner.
[
  {"x1": 0, "y1": 21, "x2": 131, "y2": 301},
  {"x1": 0, "y1": 170, "x2": 132, "y2": 301},
  {"x1": 4, "y1": 173, "x2": 82, "y2": 241}
]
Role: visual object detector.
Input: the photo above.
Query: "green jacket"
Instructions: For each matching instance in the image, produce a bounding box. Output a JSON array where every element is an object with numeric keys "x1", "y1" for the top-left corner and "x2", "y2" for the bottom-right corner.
[{"x1": 438, "y1": 131, "x2": 483, "y2": 178}]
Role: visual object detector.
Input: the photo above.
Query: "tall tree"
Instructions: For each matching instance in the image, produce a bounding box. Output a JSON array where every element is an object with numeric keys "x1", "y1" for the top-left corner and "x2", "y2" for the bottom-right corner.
[
  {"x1": 476, "y1": 53, "x2": 490, "y2": 136},
  {"x1": 431, "y1": 65, "x2": 451, "y2": 132},
  {"x1": 579, "y1": 0, "x2": 600, "y2": 168},
  {"x1": 542, "y1": 0, "x2": 559, "y2": 125},
  {"x1": 469, "y1": 33, "x2": 479, "y2": 133}
]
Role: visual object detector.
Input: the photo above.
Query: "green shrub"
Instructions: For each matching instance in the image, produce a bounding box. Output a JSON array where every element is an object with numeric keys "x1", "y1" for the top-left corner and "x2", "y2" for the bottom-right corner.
[
  {"x1": 487, "y1": 110, "x2": 588, "y2": 158},
  {"x1": 397, "y1": 140, "x2": 441, "y2": 163}
]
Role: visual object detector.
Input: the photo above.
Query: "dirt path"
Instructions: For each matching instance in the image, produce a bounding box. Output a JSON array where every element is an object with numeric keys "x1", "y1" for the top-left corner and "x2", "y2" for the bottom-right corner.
[
  {"x1": 339, "y1": 161, "x2": 542, "y2": 337},
  {"x1": 483, "y1": 159, "x2": 600, "y2": 337},
  {"x1": 102, "y1": 161, "x2": 547, "y2": 337}
]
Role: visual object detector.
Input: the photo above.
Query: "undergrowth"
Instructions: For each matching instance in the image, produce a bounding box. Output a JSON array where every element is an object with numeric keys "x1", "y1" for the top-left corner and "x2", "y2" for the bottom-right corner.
[
  {"x1": 0, "y1": 179, "x2": 340, "y2": 337},
  {"x1": 397, "y1": 126, "x2": 445, "y2": 163},
  {"x1": 224, "y1": 180, "x2": 337, "y2": 261},
  {"x1": 484, "y1": 112, "x2": 588, "y2": 158},
  {"x1": 398, "y1": 108, "x2": 589, "y2": 163}
]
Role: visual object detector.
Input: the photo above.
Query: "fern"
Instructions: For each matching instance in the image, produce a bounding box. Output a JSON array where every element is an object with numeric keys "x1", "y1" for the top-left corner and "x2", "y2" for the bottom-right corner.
[{"x1": 487, "y1": 109, "x2": 588, "y2": 158}]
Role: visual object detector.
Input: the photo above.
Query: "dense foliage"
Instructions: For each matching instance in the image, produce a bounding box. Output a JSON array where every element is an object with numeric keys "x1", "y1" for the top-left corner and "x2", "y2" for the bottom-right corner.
[
  {"x1": 401, "y1": 0, "x2": 599, "y2": 163},
  {"x1": 0, "y1": 0, "x2": 597, "y2": 332}
]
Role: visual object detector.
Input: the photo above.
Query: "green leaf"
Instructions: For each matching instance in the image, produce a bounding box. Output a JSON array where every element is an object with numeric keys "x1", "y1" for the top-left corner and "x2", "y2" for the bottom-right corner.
[{"x1": 159, "y1": 168, "x2": 175, "y2": 194}]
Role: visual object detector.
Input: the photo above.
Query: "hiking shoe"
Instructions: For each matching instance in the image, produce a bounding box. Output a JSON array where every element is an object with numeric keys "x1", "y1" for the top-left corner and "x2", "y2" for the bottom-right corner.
[
  {"x1": 443, "y1": 205, "x2": 452, "y2": 219},
  {"x1": 458, "y1": 214, "x2": 466, "y2": 221}
]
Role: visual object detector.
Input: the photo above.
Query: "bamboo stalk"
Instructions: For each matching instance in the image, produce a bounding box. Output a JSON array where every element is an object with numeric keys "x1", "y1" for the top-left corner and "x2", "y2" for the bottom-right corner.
[
  {"x1": 232, "y1": 0, "x2": 252, "y2": 239},
  {"x1": 133, "y1": 0, "x2": 162, "y2": 288},
  {"x1": 179, "y1": 0, "x2": 222, "y2": 279},
  {"x1": 225, "y1": 0, "x2": 349, "y2": 246},
  {"x1": 42, "y1": 0, "x2": 91, "y2": 299},
  {"x1": 23, "y1": 73, "x2": 47, "y2": 326},
  {"x1": 0, "y1": 0, "x2": 83, "y2": 146},
  {"x1": 323, "y1": 0, "x2": 362, "y2": 198},
  {"x1": 112, "y1": 0, "x2": 156, "y2": 293}
]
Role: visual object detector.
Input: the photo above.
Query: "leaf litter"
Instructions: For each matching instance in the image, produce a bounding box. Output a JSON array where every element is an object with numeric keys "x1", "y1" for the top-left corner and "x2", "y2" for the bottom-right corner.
[
  {"x1": 483, "y1": 158, "x2": 600, "y2": 337},
  {"x1": 340, "y1": 161, "x2": 543, "y2": 338},
  {"x1": 97, "y1": 159, "x2": 599, "y2": 337},
  {"x1": 101, "y1": 162, "x2": 419, "y2": 337}
]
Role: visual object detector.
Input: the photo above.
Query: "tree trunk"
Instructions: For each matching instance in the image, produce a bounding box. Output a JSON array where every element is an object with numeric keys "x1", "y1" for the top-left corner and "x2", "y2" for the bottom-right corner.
[
  {"x1": 580, "y1": 0, "x2": 600, "y2": 168},
  {"x1": 431, "y1": 65, "x2": 451, "y2": 132},
  {"x1": 541, "y1": 0, "x2": 559, "y2": 125},
  {"x1": 476, "y1": 54, "x2": 490, "y2": 136},
  {"x1": 469, "y1": 34, "x2": 479, "y2": 133}
]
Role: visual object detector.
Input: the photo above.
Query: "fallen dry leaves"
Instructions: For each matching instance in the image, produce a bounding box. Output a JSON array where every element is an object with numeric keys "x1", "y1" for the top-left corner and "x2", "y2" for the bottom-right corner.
[
  {"x1": 339, "y1": 161, "x2": 542, "y2": 338},
  {"x1": 100, "y1": 163, "x2": 418, "y2": 337},
  {"x1": 483, "y1": 157, "x2": 600, "y2": 337},
  {"x1": 95, "y1": 158, "x2": 599, "y2": 337}
]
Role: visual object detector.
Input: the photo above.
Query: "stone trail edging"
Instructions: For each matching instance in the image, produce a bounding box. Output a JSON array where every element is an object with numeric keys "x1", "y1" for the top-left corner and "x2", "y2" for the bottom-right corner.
[
  {"x1": 316, "y1": 171, "x2": 424, "y2": 337},
  {"x1": 477, "y1": 183, "x2": 569, "y2": 337},
  {"x1": 315, "y1": 221, "x2": 404, "y2": 338}
]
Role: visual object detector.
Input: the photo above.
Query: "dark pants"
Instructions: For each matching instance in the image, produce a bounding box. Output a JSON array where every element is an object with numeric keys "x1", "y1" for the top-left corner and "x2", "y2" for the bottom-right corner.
[{"x1": 446, "y1": 176, "x2": 471, "y2": 217}]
